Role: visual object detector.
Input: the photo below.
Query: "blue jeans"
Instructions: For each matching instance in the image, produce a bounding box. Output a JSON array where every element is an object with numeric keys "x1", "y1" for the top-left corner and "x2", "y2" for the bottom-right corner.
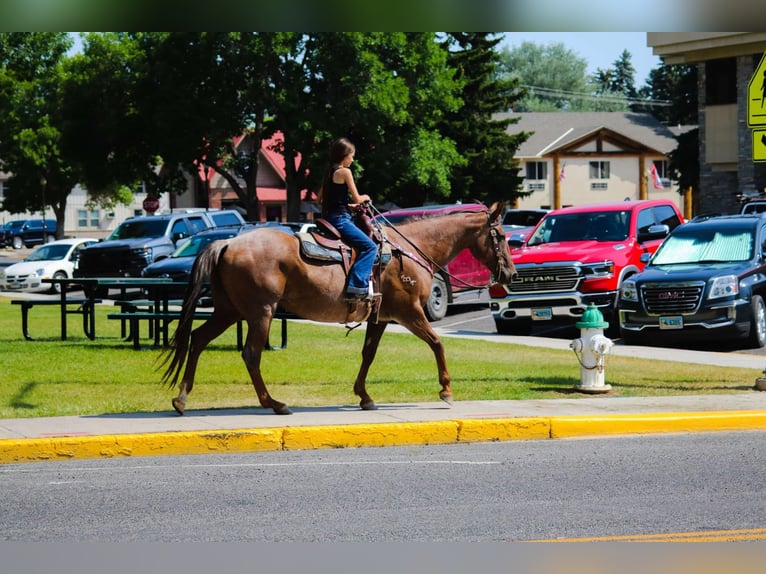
[{"x1": 326, "y1": 211, "x2": 378, "y2": 292}]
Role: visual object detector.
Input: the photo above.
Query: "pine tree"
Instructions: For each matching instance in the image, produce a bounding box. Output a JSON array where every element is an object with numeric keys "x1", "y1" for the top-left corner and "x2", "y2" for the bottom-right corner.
[{"x1": 441, "y1": 33, "x2": 528, "y2": 205}]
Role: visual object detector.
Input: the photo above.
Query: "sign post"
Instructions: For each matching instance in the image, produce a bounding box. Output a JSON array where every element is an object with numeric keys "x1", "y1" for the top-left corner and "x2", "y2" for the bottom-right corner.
[{"x1": 747, "y1": 53, "x2": 766, "y2": 163}]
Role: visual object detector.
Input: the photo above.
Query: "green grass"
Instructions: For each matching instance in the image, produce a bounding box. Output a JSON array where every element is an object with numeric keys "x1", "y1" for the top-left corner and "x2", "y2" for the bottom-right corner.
[{"x1": 0, "y1": 297, "x2": 759, "y2": 419}]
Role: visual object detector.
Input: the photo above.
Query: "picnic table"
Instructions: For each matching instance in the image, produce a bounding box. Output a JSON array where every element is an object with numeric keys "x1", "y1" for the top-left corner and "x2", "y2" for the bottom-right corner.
[{"x1": 15, "y1": 277, "x2": 176, "y2": 341}]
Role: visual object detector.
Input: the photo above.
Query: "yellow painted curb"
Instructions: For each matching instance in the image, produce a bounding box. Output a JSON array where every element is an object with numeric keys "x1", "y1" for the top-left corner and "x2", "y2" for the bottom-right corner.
[
  {"x1": 282, "y1": 421, "x2": 459, "y2": 450},
  {"x1": 458, "y1": 417, "x2": 551, "y2": 442},
  {"x1": 551, "y1": 410, "x2": 766, "y2": 438},
  {"x1": 0, "y1": 428, "x2": 283, "y2": 464}
]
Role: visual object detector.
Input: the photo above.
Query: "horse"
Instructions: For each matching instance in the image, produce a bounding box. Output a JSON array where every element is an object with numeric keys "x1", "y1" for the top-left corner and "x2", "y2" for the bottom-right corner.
[{"x1": 160, "y1": 201, "x2": 515, "y2": 415}]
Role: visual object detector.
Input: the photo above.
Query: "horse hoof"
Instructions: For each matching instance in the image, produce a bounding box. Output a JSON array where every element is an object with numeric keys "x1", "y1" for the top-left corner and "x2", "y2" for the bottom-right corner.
[
  {"x1": 439, "y1": 393, "x2": 453, "y2": 407},
  {"x1": 360, "y1": 399, "x2": 378, "y2": 411},
  {"x1": 273, "y1": 404, "x2": 293, "y2": 415},
  {"x1": 172, "y1": 398, "x2": 185, "y2": 416}
]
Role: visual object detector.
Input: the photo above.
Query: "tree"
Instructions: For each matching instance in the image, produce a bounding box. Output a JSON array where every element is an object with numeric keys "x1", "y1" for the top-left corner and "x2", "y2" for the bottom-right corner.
[
  {"x1": 441, "y1": 32, "x2": 527, "y2": 204},
  {"x1": 0, "y1": 32, "x2": 75, "y2": 236}
]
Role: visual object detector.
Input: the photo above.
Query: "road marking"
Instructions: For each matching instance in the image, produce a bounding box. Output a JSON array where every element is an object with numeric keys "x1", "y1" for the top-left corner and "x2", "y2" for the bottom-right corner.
[{"x1": 530, "y1": 527, "x2": 766, "y2": 542}]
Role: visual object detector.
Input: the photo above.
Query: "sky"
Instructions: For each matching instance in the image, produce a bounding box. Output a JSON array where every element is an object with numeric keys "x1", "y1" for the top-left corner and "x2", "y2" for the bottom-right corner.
[{"x1": 501, "y1": 32, "x2": 661, "y2": 85}]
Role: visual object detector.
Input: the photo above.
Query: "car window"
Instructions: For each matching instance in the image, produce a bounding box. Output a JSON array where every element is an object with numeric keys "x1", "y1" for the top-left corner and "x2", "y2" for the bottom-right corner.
[
  {"x1": 652, "y1": 229, "x2": 754, "y2": 264},
  {"x1": 636, "y1": 208, "x2": 656, "y2": 235},
  {"x1": 210, "y1": 212, "x2": 241, "y2": 227},
  {"x1": 26, "y1": 244, "x2": 70, "y2": 261},
  {"x1": 653, "y1": 205, "x2": 682, "y2": 231},
  {"x1": 186, "y1": 216, "x2": 209, "y2": 235},
  {"x1": 171, "y1": 219, "x2": 191, "y2": 237},
  {"x1": 109, "y1": 219, "x2": 167, "y2": 239}
]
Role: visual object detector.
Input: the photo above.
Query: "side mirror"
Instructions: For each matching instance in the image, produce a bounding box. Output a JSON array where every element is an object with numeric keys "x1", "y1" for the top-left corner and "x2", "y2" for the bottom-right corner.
[
  {"x1": 507, "y1": 233, "x2": 526, "y2": 248},
  {"x1": 638, "y1": 224, "x2": 669, "y2": 243},
  {"x1": 172, "y1": 232, "x2": 187, "y2": 243}
]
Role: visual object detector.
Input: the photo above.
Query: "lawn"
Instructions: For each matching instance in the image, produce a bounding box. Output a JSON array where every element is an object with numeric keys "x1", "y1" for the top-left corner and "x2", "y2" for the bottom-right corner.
[{"x1": 0, "y1": 296, "x2": 759, "y2": 419}]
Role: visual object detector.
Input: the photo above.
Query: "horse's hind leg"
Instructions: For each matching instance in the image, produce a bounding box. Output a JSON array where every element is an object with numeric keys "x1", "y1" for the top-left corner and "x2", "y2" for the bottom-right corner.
[
  {"x1": 242, "y1": 316, "x2": 291, "y2": 415},
  {"x1": 172, "y1": 313, "x2": 236, "y2": 415},
  {"x1": 353, "y1": 321, "x2": 388, "y2": 410}
]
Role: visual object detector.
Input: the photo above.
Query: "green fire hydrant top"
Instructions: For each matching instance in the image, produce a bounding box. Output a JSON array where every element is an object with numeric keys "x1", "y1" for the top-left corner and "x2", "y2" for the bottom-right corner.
[{"x1": 576, "y1": 303, "x2": 609, "y2": 329}]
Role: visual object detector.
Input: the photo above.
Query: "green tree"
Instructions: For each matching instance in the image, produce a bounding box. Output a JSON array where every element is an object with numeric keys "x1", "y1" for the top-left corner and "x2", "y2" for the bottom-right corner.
[
  {"x1": 0, "y1": 32, "x2": 75, "y2": 236},
  {"x1": 441, "y1": 32, "x2": 527, "y2": 204}
]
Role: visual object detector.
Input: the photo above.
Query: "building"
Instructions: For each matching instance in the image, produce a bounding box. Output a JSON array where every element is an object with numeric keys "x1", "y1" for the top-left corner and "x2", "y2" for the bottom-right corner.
[
  {"x1": 501, "y1": 112, "x2": 691, "y2": 216},
  {"x1": 648, "y1": 32, "x2": 766, "y2": 215}
]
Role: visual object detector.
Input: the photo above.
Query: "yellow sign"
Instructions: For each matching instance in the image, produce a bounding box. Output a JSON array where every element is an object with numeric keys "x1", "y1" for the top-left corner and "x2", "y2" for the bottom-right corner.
[
  {"x1": 748, "y1": 52, "x2": 766, "y2": 127},
  {"x1": 754, "y1": 128, "x2": 766, "y2": 162}
]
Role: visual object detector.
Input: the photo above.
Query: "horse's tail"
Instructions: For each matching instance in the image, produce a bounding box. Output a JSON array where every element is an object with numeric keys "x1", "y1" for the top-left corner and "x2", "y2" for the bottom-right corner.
[{"x1": 158, "y1": 239, "x2": 229, "y2": 388}]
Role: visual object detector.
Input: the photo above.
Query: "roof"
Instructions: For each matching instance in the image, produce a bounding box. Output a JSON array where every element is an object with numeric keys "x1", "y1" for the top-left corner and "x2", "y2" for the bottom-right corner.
[
  {"x1": 549, "y1": 199, "x2": 677, "y2": 215},
  {"x1": 498, "y1": 112, "x2": 694, "y2": 158}
]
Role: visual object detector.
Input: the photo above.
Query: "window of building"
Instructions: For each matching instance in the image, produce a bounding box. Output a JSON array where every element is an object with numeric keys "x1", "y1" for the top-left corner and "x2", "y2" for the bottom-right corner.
[
  {"x1": 525, "y1": 161, "x2": 547, "y2": 180},
  {"x1": 589, "y1": 161, "x2": 610, "y2": 180},
  {"x1": 77, "y1": 209, "x2": 100, "y2": 227},
  {"x1": 653, "y1": 159, "x2": 670, "y2": 187},
  {"x1": 705, "y1": 57, "x2": 737, "y2": 105}
]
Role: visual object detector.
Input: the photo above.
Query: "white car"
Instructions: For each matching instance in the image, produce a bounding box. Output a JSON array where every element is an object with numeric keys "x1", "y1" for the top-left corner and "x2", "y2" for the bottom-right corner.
[{"x1": 0, "y1": 238, "x2": 98, "y2": 293}]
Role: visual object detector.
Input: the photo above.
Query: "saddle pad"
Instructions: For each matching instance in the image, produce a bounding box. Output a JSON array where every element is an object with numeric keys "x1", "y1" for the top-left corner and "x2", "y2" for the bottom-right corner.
[{"x1": 296, "y1": 232, "x2": 344, "y2": 263}]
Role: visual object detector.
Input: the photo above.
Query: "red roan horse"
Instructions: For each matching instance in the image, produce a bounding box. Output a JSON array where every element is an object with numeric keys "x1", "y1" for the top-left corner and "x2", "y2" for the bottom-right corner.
[{"x1": 161, "y1": 202, "x2": 515, "y2": 415}]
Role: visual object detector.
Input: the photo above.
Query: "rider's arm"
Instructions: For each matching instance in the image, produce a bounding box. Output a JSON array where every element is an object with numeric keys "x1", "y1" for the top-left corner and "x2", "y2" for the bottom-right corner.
[{"x1": 339, "y1": 167, "x2": 370, "y2": 206}]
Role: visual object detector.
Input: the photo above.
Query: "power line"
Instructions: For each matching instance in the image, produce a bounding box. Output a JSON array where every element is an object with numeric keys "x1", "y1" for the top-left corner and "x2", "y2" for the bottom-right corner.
[{"x1": 520, "y1": 84, "x2": 672, "y2": 107}]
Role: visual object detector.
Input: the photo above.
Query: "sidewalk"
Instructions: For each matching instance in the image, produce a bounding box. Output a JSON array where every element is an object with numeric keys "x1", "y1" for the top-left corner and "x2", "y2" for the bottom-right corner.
[{"x1": 2, "y1": 323, "x2": 766, "y2": 464}]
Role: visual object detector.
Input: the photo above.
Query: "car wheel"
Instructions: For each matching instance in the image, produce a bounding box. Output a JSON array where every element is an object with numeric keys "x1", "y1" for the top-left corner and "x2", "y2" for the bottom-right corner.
[
  {"x1": 747, "y1": 294, "x2": 766, "y2": 348},
  {"x1": 11, "y1": 236, "x2": 23, "y2": 249},
  {"x1": 49, "y1": 271, "x2": 67, "y2": 294},
  {"x1": 425, "y1": 274, "x2": 449, "y2": 322},
  {"x1": 494, "y1": 317, "x2": 532, "y2": 335}
]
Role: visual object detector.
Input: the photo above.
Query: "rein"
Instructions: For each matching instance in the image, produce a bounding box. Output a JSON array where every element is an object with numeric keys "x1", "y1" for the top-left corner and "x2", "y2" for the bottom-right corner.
[{"x1": 369, "y1": 204, "x2": 504, "y2": 290}]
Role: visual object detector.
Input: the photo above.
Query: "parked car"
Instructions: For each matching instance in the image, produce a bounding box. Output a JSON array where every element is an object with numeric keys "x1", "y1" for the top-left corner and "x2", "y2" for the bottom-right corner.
[
  {"x1": 489, "y1": 199, "x2": 685, "y2": 335},
  {"x1": 375, "y1": 203, "x2": 492, "y2": 321},
  {"x1": 618, "y1": 213, "x2": 766, "y2": 348},
  {"x1": 740, "y1": 201, "x2": 766, "y2": 215},
  {"x1": 74, "y1": 211, "x2": 228, "y2": 289},
  {"x1": 502, "y1": 208, "x2": 549, "y2": 242},
  {"x1": 0, "y1": 218, "x2": 57, "y2": 249},
  {"x1": 0, "y1": 237, "x2": 97, "y2": 293},
  {"x1": 141, "y1": 224, "x2": 258, "y2": 297}
]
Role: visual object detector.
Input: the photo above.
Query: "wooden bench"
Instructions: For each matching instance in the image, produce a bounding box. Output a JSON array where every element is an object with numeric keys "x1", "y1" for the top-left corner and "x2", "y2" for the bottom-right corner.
[
  {"x1": 106, "y1": 310, "x2": 290, "y2": 351},
  {"x1": 12, "y1": 298, "x2": 102, "y2": 341}
]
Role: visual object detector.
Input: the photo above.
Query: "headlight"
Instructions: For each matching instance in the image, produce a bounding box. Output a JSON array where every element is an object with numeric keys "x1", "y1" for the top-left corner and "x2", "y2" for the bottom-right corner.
[
  {"x1": 131, "y1": 247, "x2": 153, "y2": 260},
  {"x1": 582, "y1": 260, "x2": 615, "y2": 278},
  {"x1": 33, "y1": 269, "x2": 45, "y2": 278},
  {"x1": 620, "y1": 279, "x2": 638, "y2": 302},
  {"x1": 708, "y1": 275, "x2": 739, "y2": 300}
]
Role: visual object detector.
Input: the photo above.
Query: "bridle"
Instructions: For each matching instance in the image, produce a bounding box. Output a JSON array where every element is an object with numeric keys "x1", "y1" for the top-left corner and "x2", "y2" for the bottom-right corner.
[{"x1": 371, "y1": 204, "x2": 509, "y2": 290}]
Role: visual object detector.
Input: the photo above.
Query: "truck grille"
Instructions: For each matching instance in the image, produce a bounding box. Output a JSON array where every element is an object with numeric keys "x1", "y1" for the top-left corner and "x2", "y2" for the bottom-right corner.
[
  {"x1": 640, "y1": 282, "x2": 704, "y2": 314},
  {"x1": 507, "y1": 265, "x2": 580, "y2": 293}
]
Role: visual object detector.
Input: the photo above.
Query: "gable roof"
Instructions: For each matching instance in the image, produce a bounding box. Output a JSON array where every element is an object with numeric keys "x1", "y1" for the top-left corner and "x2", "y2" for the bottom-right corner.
[{"x1": 498, "y1": 111, "x2": 693, "y2": 159}]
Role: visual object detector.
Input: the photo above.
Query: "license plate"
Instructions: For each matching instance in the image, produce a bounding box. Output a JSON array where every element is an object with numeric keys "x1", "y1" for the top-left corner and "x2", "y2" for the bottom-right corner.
[
  {"x1": 659, "y1": 316, "x2": 683, "y2": 329},
  {"x1": 531, "y1": 307, "x2": 552, "y2": 321}
]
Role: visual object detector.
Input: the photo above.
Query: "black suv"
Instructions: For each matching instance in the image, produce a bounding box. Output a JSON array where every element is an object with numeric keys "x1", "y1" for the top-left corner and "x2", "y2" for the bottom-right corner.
[
  {"x1": 75, "y1": 212, "x2": 225, "y2": 280},
  {"x1": 618, "y1": 213, "x2": 766, "y2": 348},
  {"x1": 1, "y1": 218, "x2": 57, "y2": 249}
]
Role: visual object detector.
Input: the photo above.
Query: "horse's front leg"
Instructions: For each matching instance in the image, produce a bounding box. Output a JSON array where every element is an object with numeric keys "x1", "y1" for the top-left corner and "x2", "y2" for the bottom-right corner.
[
  {"x1": 404, "y1": 315, "x2": 452, "y2": 406},
  {"x1": 353, "y1": 321, "x2": 389, "y2": 410},
  {"x1": 242, "y1": 316, "x2": 292, "y2": 415}
]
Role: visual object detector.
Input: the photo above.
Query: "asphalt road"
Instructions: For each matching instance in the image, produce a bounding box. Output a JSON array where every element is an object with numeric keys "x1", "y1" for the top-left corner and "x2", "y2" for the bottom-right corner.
[{"x1": 1, "y1": 431, "x2": 764, "y2": 542}]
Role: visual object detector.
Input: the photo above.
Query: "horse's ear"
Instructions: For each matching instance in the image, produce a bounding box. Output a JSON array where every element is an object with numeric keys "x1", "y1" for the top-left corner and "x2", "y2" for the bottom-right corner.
[{"x1": 489, "y1": 202, "x2": 503, "y2": 221}]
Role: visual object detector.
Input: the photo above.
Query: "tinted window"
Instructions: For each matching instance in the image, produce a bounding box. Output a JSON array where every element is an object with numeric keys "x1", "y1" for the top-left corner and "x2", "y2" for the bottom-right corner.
[
  {"x1": 210, "y1": 212, "x2": 241, "y2": 226},
  {"x1": 653, "y1": 205, "x2": 682, "y2": 231},
  {"x1": 171, "y1": 219, "x2": 190, "y2": 237},
  {"x1": 186, "y1": 216, "x2": 209, "y2": 235},
  {"x1": 636, "y1": 208, "x2": 656, "y2": 235}
]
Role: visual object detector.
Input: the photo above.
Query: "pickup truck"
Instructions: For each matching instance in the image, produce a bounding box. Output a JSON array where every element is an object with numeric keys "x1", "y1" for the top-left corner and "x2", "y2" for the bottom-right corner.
[
  {"x1": 489, "y1": 199, "x2": 684, "y2": 335},
  {"x1": 74, "y1": 210, "x2": 245, "y2": 283}
]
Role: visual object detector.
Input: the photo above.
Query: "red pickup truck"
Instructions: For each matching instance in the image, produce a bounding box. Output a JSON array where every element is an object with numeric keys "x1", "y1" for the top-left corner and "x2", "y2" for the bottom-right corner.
[
  {"x1": 376, "y1": 203, "x2": 491, "y2": 321},
  {"x1": 489, "y1": 199, "x2": 685, "y2": 335}
]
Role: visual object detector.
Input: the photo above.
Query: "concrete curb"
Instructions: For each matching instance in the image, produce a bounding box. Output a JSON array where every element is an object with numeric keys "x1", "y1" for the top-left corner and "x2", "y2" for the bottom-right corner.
[{"x1": 3, "y1": 410, "x2": 766, "y2": 465}]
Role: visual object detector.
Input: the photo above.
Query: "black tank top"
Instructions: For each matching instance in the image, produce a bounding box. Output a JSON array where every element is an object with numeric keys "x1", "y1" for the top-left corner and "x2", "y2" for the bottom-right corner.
[{"x1": 326, "y1": 166, "x2": 350, "y2": 214}]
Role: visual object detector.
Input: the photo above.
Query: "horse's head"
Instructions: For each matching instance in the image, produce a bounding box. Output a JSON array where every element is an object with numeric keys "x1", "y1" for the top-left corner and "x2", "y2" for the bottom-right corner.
[{"x1": 484, "y1": 202, "x2": 516, "y2": 285}]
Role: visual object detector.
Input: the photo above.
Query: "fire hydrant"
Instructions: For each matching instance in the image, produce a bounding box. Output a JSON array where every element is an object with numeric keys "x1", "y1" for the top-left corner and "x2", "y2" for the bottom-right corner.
[{"x1": 570, "y1": 303, "x2": 613, "y2": 393}]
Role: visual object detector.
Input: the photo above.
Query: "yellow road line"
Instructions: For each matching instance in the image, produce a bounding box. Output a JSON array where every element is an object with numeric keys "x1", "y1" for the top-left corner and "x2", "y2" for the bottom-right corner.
[{"x1": 531, "y1": 527, "x2": 766, "y2": 542}]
